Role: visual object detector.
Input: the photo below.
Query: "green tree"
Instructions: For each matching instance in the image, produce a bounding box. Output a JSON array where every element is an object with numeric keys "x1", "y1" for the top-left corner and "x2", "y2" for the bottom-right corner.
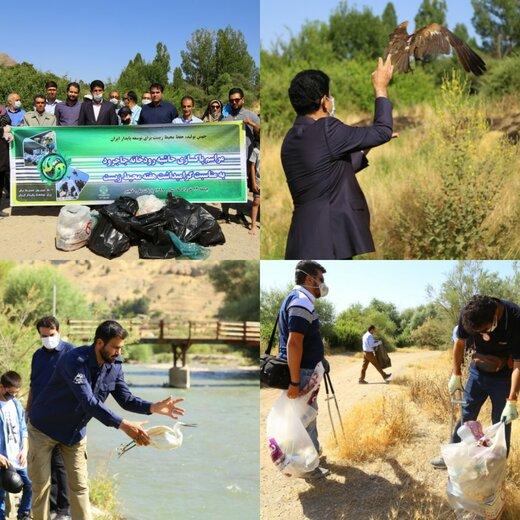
[
  {"x1": 471, "y1": 0, "x2": 520, "y2": 58},
  {"x1": 427, "y1": 260, "x2": 513, "y2": 323},
  {"x1": 452, "y1": 23, "x2": 479, "y2": 50},
  {"x1": 112, "y1": 296, "x2": 150, "y2": 318},
  {"x1": 208, "y1": 261, "x2": 259, "y2": 322},
  {"x1": 382, "y1": 2, "x2": 398, "y2": 34},
  {"x1": 414, "y1": 0, "x2": 447, "y2": 29},
  {"x1": 172, "y1": 66, "x2": 184, "y2": 90},
  {"x1": 329, "y1": 1, "x2": 388, "y2": 59},
  {"x1": 3, "y1": 265, "x2": 90, "y2": 322},
  {"x1": 181, "y1": 29, "x2": 217, "y2": 93},
  {"x1": 149, "y1": 42, "x2": 171, "y2": 86}
]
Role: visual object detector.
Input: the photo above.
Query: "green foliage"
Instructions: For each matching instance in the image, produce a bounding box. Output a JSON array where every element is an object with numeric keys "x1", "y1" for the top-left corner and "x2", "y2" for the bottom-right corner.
[
  {"x1": 329, "y1": 1, "x2": 388, "y2": 60},
  {"x1": 3, "y1": 265, "x2": 90, "y2": 322},
  {"x1": 393, "y1": 71, "x2": 514, "y2": 258},
  {"x1": 112, "y1": 296, "x2": 150, "y2": 318},
  {"x1": 209, "y1": 261, "x2": 259, "y2": 321},
  {"x1": 481, "y1": 52, "x2": 520, "y2": 98},
  {"x1": 123, "y1": 344, "x2": 152, "y2": 363},
  {"x1": 410, "y1": 317, "x2": 449, "y2": 349},
  {"x1": 471, "y1": 0, "x2": 520, "y2": 58},
  {"x1": 382, "y1": 2, "x2": 398, "y2": 34},
  {"x1": 89, "y1": 470, "x2": 123, "y2": 520},
  {"x1": 414, "y1": 0, "x2": 447, "y2": 29}
]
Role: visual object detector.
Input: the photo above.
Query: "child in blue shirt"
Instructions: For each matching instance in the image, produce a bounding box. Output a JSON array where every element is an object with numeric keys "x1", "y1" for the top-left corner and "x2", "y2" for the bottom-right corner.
[{"x1": 0, "y1": 371, "x2": 31, "y2": 520}]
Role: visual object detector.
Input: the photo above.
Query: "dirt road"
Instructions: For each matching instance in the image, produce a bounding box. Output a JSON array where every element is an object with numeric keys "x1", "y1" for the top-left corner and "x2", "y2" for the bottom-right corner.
[{"x1": 260, "y1": 350, "x2": 455, "y2": 520}]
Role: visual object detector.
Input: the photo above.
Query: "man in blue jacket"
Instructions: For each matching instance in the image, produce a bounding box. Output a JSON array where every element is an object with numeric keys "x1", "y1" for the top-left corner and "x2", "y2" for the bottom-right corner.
[
  {"x1": 28, "y1": 320, "x2": 185, "y2": 520},
  {"x1": 0, "y1": 371, "x2": 32, "y2": 520},
  {"x1": 27, "y1": 316, "x2": 74, "y2": 520}
]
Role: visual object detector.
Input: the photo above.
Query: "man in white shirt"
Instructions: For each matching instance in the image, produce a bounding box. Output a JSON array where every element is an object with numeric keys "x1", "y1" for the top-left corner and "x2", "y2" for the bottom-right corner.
[
  {"x1": 173, "y1": 96, "x2": 202, "y2": 124},
  {"x1": 359, "y1": 325, "x2": 391, "y2": 384},
  {"x1": 44, "y1": 81, "x2": 62, "y2": 115}
]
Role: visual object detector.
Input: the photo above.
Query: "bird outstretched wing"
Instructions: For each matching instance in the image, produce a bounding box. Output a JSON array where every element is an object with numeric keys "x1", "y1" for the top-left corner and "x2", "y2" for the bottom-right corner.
[{"x1": 385, "y1": 21, "x2": 412, "y2": 73}]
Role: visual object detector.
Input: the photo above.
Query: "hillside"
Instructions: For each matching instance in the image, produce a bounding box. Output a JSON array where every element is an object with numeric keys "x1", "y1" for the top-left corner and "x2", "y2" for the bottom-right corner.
[
  {"x1": 0, "y1": 52, "x2": 16, "y2": 67},
  {"x1": 35, "y1": 260, "x2": 225, "y2": 320}
]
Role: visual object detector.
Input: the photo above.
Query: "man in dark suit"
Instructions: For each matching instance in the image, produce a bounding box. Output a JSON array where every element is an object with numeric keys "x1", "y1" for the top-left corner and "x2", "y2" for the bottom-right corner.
[
  {"x1": 78, "y1": 80, "x2": 118, "y2": 126},
  {"x1": 281, "y1": 56, "x2": 395, "y2": 260}
]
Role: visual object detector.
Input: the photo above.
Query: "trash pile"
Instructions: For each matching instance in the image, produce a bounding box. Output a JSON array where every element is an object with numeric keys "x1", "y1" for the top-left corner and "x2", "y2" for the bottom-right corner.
[
  {"x1": 442, "y1": 420, "x2": 508, "y2": 520},
  {"x1": 266, "y1": 362, "x2": 324, "y2": 477},
  {"x1": 56, "y1": 193, "x2": 225, "y2": 259}
]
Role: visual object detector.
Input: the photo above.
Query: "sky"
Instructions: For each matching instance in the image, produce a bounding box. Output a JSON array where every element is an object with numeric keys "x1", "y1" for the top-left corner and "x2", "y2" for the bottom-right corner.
[
  {"x1": 260, "y1": 261, "x2": 518, "y2": 312},
  {"x1": 2, "y1": 0, "x2": 259, "y2": 83},
  {"x1": 261, "y1": 0, "x2": 480, "y2": 50}
]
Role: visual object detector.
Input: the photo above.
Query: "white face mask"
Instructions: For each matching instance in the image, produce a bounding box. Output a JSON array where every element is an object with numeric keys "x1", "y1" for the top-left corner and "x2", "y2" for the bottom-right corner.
[
  {"x1": 42, "y1": 334, "x2": 60, "y2": 350},
  {"x1": 297, "y1": 269, "x2": 329, "y2": 298},
  {"x1": 141, "y1": 99, "x2": 151, "y2": 105},
  {"x1": 109, "y1": 97, "x2": 119, "y2": 105},
  {"x1": 480, "y1": 314, "x2": 498, "y2": 342},
  {"x1": 14, "y1": 100, "x2": 22, "y2": 109},
  {"x1": 326, "y1": 96, "x2": 335, "y2": 118},
  {"x1": 92, "y1": 93, "x2": 103, "y2": 102}
]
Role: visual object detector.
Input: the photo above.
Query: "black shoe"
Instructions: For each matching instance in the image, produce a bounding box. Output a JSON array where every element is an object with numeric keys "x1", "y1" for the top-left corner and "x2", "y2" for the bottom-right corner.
[
  {"x1": 359, "y1": 380, "x2": 368, "y2": 384},
  {"x1": 303, "y1": 466, "x2": 330, "y2": 480}
]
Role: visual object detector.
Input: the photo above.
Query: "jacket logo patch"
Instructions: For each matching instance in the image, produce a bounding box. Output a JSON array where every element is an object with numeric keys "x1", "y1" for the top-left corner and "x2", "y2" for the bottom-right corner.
[{"x1": 73, "y1": 373, "x2": 86, "y2": 384}]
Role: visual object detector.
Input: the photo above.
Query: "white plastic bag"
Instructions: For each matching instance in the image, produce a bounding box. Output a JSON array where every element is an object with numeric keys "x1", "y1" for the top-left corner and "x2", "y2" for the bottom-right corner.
[
  {"x1": 442, "y1": 421, "x2": 507, "y2": 520},
  {"x1": 56, "y1": 205, "x2": 92, "y2": 251},
  {"x1": 266, "y1": 362, "x2": 324, "y2": 477},
  {"x1": 136, "y1": 194, "x2": 165, "y2": 216}
]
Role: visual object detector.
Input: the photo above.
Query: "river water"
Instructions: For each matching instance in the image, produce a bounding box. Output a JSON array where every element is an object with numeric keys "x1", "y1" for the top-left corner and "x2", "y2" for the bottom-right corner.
[{"x1": 86, "y1": 364, "x2": 259, "y2": 520}]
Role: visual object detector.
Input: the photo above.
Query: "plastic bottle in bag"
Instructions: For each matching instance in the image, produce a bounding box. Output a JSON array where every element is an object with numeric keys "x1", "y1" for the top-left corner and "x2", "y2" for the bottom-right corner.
[{"x1": 56, "y1": 205, "x2": 92, "y2": 251}]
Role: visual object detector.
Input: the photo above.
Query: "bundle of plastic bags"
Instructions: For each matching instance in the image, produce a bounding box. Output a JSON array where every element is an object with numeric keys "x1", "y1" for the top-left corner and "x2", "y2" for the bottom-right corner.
[
  {"x1": 55, "y1": 205, "x2": 93, "y2": 251},
  {"x1": 266, "y1": 362, "x2": 324, "y2": 477},
  {"x1": 442, "y1": 421, "x2": 507, "y2": 520}
]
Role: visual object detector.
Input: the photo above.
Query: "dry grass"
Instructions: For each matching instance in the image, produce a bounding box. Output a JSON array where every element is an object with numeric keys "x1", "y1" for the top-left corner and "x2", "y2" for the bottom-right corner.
[{"x1": 333, "y1": 394, "x2": 415, "y2": 462}]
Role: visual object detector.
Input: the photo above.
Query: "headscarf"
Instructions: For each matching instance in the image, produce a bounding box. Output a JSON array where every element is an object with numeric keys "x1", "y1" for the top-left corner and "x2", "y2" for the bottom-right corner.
[{"x1": 202, "y1": 99, "x2": 223, "y2": 122}]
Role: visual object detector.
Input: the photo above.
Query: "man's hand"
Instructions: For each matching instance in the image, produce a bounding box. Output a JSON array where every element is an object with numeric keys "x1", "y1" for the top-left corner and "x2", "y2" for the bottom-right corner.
[
  {"x1": 501, "y1": 400, "x2": 519, "y2": 424},
  {"x1": 0, "y1": 454, "x2": 10, "y2": 468},
  {"x1": 150, "y1": 396, "x2": 185, "y2": 419},
  {"x1": 371, "y1": 55, "x2": 394, "y2": 98},
  {"x1": 448, "y1": 374, "x2": 464, "y2": 394},
  {"x1": 17, "y1": 451, "x2": 27, "y2": 467},
  {"x1": 287, "y1": 383, "x2": 300, "y2": 399},
  {"x1": 119, "y1": 419, "x2": 150, "y2": 445},
  {"x1": 391, "y1": 132, "x2": 399, "y2": 139}
]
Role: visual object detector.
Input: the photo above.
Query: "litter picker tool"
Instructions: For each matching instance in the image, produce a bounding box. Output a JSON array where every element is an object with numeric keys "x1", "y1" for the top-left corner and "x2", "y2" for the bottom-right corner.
[
  {"x1": 323, "y1": 370, "x2": 346, "y2": 446},
  {"x1": 450, "y1": 388, "x2": 466, "y2": 438}
]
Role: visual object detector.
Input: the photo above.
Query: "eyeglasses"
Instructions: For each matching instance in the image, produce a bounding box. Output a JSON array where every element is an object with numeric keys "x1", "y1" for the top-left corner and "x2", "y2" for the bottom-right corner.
[
  {"x1": 211, "y1": 104, "x2": 220, "y2": 109},
  {"x1": 229, "y1": 97, "x2": 242, "y2": 103},
  {"x1": 123, "y1": 97, "x2": 129, "y2": 101}
]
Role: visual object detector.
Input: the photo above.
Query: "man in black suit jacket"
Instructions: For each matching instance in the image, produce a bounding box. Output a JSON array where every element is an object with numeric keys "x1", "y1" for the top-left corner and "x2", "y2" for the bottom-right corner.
[{"x1": 78, "y1": 80, "x2": 118, "y2": 126}]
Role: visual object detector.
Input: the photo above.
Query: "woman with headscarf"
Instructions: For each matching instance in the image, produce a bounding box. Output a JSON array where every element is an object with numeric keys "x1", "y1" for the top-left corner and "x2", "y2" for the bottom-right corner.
[
  {"x1": 281, "y1": 57, "x2": 396, "y2": 260},
  {"x1": 202, "y1": 99, "x2": 223, "y2": 122}
]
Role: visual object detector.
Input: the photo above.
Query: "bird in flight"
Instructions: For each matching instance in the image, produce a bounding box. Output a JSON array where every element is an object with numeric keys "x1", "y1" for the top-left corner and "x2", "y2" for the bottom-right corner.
[{"x1": 385, "y1": 21, "x2": 486, "y2": 76}]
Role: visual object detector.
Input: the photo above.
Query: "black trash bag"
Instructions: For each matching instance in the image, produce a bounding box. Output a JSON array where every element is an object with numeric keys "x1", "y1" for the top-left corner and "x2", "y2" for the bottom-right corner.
[
  {"x1": 137, "y1": 227, "x2": 181, "y2": 259},
  {"x1": 164, "y1": 194, "x2": 225, "y2": 247},
  {"x1": 98, "y1": 196, "x2": 139, "y2": 237},
  {"x1": 87, "y1": 213, "x2": 131, "y2": 259},
  {"x1": 124, "y1": 208, "x2": 170, "y2": 244}
]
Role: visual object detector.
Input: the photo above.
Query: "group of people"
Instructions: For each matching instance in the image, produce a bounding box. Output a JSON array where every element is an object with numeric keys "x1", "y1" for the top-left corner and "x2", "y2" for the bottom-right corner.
[
  {"x1": 0, "y1": 317, "x2": 185, "y2": 520},
  {"x1": 274, "y1": 262, "x2": 520, "y2": 480},
  {"x1": 0, "y1": 80, "x2": 261, "y2": 233}
]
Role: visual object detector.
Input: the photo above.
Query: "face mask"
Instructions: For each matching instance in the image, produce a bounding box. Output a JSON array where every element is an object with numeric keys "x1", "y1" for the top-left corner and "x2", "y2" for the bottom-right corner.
[
  {"x1": 297, "y1": 269, "x2": 329, "y2": 298},
  {"x1": 2, "y1": 391, "x2": 14, "y2": 401},
  {"x1": 14, "y1": 100, "x2": 22, "y2": 109},
  {"x1": 92, "y1": 94, "x2": 103, "y2": 102},
  {"x1": 142, "y1": 99, "x2": 151, "y2": 105},
  {"x1": 109, "y1": 97, "x2": 119, "y2": 105},
  {"x1": 42, "y1": 334, "x2": 60, "y2": 350},
  {"x1": 480, "y1": 314, "x2": 498, "y2": 342},
  {"x1": 326, "y1": 96, "x2": 335, "y2": 118}
]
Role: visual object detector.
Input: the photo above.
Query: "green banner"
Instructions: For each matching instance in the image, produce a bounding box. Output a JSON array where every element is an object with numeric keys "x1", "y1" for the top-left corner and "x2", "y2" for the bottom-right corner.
[{"x1": 10, "y1": 122, "x2": 247, "y2": 206}]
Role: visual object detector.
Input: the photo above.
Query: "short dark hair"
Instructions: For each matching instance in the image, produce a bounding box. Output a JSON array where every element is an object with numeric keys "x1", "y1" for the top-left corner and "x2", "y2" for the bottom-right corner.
[
  {"x1": 461, "y1": 295, "x2": 498, "y2": 334},
  {"x1": 67, "y1": 82, "x2": 80, "y2": 92},
  {"x1": 228, "y1": 87, "x2": 244, "y2": 98},
  {"x1": 34, "y1": 94, "x2": 46, "y2": 103},
  {"x1": 295, "y1": 260, "x2": 326, "y2": 285},
  {"x1": 0, "y1": 371, "x2": 21, "y2": 388},
  {"x1": 90, "y1": 80, "x2": 105, "y2": 91},
  {"x1": 368, "y1": 325, "x2": 376, "y2": 332},
  {"x1": 36, "y1": 316, "x2": 60, "y2": 332},
  {"x1": 94, "y1": 320, "x2": 128, "y2": 344},
  {"x1": 181, "y1": 95, "x2": 195, "y2": 106},
  {"x1": 288, "y1": 70, "x2": 330, "y2": 116},
  {"x1": 149, "y1": 83, "x2": 164, "y2": 92},
  {"x1": 45, "y1": 80, "x2": 58, "y2": 90},
  {"x1": 126, "y1": 90, "x2": 138, "y2": 103},
  {"x1": 118, "y1": 106, "x2": 132, "y2": 118}
]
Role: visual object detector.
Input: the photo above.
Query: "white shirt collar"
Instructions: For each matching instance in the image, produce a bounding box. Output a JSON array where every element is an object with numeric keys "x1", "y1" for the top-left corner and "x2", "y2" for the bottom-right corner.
[{"x1": 293, "y1": 285, "x2": 315, "y2": 303}]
